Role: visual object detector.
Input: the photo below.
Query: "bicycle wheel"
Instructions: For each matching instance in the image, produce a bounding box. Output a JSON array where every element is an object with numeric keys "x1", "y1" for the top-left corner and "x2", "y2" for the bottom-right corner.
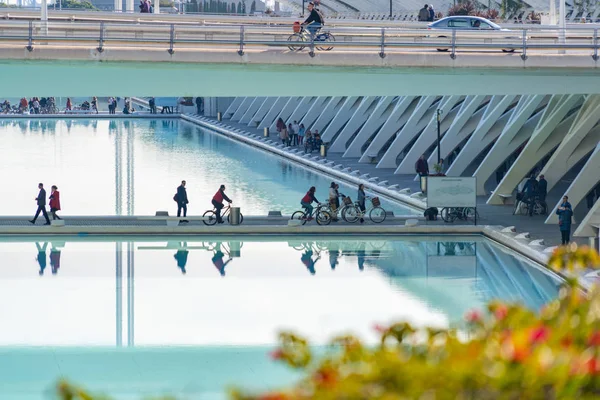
[
  {"x1": 287, "y1": 33, "x2": 306, "y2": 51},
  {"x1": 202, "y1": 210, "x2": 217, "y2": 226},
  {"x1": 533, "y1": 202, "x2": 543, "y2": 215},
  {"x1": 463, "y1": 207, "x2": 477, "y2": 220},
  {"x1": 342, "y1": 205, "x2": 360, "y2": 223},
  {"x1": 316, "y1": 210, "x2": 332, "y2": 225},
  {"x1": 441, "y1": 207, "x2": 456, "y2": 223},
  {"x1": 227, "y1": 212, "x2": 244, "y2": 225},
  {"x1": 316, "y1": 32, "x2": 335, "y2": 51},
  {"x1": 369, "y1": 207, "x2": 386, "y2": 223},
  {"x1": 291, "y1": 210, "x2": 308, "y2": 225}
]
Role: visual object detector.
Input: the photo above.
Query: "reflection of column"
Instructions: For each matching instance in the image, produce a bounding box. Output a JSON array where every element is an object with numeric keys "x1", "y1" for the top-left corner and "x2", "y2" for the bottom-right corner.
[
  {"x1": 127, "y1": 242, "x2": 135, "y2": 347},
  {"x1": 115, "y1": 127, "x2": 123, "y2": 216},
  {"x1": 116, "y1": 242, "x2": 123, "y2": 347},
  {"x1": 127, "y1": 123, "x2": 135, "y2": 216}
]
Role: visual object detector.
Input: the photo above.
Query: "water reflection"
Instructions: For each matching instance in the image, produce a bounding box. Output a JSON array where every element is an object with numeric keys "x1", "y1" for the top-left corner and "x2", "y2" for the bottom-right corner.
[{"x1": 0, "y1": 237, "x2": 562, "y2": 348}]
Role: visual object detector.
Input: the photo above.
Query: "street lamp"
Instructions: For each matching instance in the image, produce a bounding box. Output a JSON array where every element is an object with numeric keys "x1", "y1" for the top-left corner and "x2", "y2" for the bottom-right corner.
[
  {"x1": 436, "y1": 109, "x2": 443, "y2": 165},
  {"x1": 302, "y1": 0, "x2": 305, "y2": 17},
  {"x1": 389, "y1": 0, "x2": 392, "y2": 20}
]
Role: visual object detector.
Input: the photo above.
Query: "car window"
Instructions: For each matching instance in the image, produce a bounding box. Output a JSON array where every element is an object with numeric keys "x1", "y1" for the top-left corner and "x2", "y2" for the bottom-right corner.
[
  {"x1": 448, "y1": 19, "x2": 469, "y2": 28},
  {"x1": 471, "y1": 20, "x2": 492, "y2": 29},
  {"x1": 433, "y1": 20, "x2": 448, "y2": 27}
]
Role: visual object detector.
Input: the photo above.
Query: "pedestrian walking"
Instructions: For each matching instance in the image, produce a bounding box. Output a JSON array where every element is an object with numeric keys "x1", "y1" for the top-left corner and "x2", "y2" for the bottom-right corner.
[
  {"x1": 288, "y1": 123, "x2": 296, "y2": 146},
  {"x1": 298, "y1": 123, "x2": 306, "y2": 145},
  {"x1": 49, "y1": 185, "x2": 61, "y2": 220},
  {"x1": 174, "y1": 180, "x2": 189, "y2": 221},
  {"x1": 538, "y1": 174, "x2": 548, "y2": 214},
  {"x1": 556, "y1": 196, "x2": 573, "y2": 245},
  {"x1": 357, "y1": 183, "x2": 366, "y2": 223},
  {"x1": 29, "y1": 183, "x2": 51, "y2": 225},
  {"x1": 195, "y1": 97, "x2": 203, "y2": 115}
]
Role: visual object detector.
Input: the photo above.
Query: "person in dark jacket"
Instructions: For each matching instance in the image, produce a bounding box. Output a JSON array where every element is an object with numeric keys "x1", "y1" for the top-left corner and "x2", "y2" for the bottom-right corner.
[
  {"x1": 212, "y1": 184, "x2": 232, "y2": 224},
  {"x1": 29, "y1": 183, "x2": 51, "y2": 225},
  {"x1": 556, "y1": 196, "x2": 573, "y2": 245},
  {"x1": 175, "y1": 180, "x2": 189, "y2": 219},
  {"x1": 522, "y1": 174, "x2": 538, "y2": 216},
  {"x1": 428, "y1": 5, "x2": 435, "y2": 22},
  {"x1": 418, "y1": 4, "x2": 429, "y2": 21},
  {"x1": 357, "y1": 184, "x2": 366, "y2": 223},
  {"x1": 195, "y1": 97, "x2": 203, "y2": 115},
  {"x1": 302, "y1": 2, "x2": 323, "y2": 37},
  {"x1": 415, "y1": 154, "x2": 429, "y2": 176},
  {"x1": 537, "y1": 175, "x2": 548, "y2": 214},
  {"x1": 149, "y1": 97, "x2": 156, "y2": 114}
]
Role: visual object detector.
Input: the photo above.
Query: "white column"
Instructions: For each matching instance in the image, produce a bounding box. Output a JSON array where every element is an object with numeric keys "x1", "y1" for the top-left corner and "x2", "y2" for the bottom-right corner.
[
  {"x1": 154, "y1": 0, "x2": 160, "y2": 14},
  {"x1": 126, "y1": 0, "x2": 135, "y2": 13},
  {"x1": 115, "y1": 0, "x2": 122, "y2": 12},
  {"x1": 550, "y1": 0, "x2": 557, "y2": 25},
  {"x1": 558, "y1": 0, "x2": 566, "y2": 53},
  {"x1": 41, "y1": 0, "x2": 48, "y2": 36}
]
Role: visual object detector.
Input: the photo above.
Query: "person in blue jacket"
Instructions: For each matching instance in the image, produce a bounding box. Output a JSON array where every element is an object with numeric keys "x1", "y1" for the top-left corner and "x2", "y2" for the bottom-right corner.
[{"x1": 556, "y1": 195, "x2": 573, "y2": 245}]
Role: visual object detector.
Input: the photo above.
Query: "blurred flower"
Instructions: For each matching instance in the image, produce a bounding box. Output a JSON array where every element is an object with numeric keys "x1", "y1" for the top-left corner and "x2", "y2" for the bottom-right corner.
[
  {"x1": 588, "y1": 331, "x2": 600, "y2": 347},
  {"x1": 465, "y1": 309, "x2": 482, "y2": 323},
  {"x1": 529, "y1": 326, "x2": 550, "y2": 344},
  {"x1": 494, "y1": 304, "x2": 508, "y2": 321},
  {"x1": 269, "y1": 349, "x2": 284, "y2": 360}
]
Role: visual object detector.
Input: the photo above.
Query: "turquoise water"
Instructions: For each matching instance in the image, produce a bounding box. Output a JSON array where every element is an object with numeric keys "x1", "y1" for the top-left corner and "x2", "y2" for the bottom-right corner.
[
  {"x1": 0, "y1": 235, "x2": 561, "y2": 399},
  {"x1": 0, "y1": 118, "x2": 412, "y2": 216}
]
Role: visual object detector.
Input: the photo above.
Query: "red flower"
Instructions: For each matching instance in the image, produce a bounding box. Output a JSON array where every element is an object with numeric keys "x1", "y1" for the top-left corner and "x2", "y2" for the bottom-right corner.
[
  {"x1": 587, "y1": 357, "x2": 600, "y2": 375},
  {"x1": 465, "y1": 309, "x2": 482, "y2": 323},
  {"x1": 494, "y1": 305, "x2": 508, "y2": 321},
  {"x1": 314, "y1": 367, "x2": 338, "y2": 387},
  {"x1": 269, "y1": 349, "x2": 285, "y2": 360},
  {"x1": 588, "y1": 331, "x2": 600, "y2": 347},
  {"x1": 258, "y1": 393, "x2": 289, "y2": 400},
  {"x1": 530, "y1": 325, "x2": 550, "y2": 344},
  {"x1": 373, "y1": 324, "x2": 387, "y2": 334},
  {"x1": 560, "y1": 335, "x2": 573, "y2": 348}
]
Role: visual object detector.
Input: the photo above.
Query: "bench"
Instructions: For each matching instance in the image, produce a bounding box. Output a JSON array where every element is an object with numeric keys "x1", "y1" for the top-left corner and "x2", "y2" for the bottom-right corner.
[
  {"x1": 137, "y1": 216, "x2": 207, "y2": 227},
  {"x1": 498, "y1": 193, "x2": 513, "y2": 205}
]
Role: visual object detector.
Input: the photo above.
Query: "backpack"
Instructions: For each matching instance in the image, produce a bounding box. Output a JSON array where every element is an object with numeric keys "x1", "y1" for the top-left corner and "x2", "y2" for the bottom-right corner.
[
  {"x1": 173, "y1": 193, "x2": 178, "y2": 202},
  {"x1": 315, "y1": 7, "x2": 326, "y2": 25}
]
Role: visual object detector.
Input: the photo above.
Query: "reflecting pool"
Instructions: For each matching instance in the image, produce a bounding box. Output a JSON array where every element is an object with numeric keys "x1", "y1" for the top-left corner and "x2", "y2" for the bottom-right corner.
[
  {"x1": 0, "y1": 119, "x2": 412, "y2": 216},
  {"x1": 0, "y1": 235, "x2": 561, "y2": 399}
]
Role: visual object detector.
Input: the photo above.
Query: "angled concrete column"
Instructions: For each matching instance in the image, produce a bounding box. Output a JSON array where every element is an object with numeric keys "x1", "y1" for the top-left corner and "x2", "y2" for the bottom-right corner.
[
  {"x1": 473, "y1": 95, "x2": 546, "y2": 195},
  {"x1": 574, "y1": 190, "x2": 600, "y2": 238},
  {"x1": 328, "y1": 96, "x2": 379, "y2": 152},
  {"x1": 231, "y1": 97, "x2": 255, "y2": 121},
  {"x1": 344, "y1": 96, "x2": 396, "y2": 157},
  {"x1": 224, "y1": 97, "x2": 245, "y2": 118},
  {"x1": 260, "y1": 97, "x2": 290, "y2": 129},
  {"x1": 359, "y1": 96, "x2": 416, "y2": 164},
  {"x1": 488, "y1": 94, "x2": 583, "y2": 204},
  {"x1": 288, "y1": 97, "x2": 318, "y2": 125},
  {"x1": 427, "y1": 95, "x2": 487, "y2": 171},
  {"x1": 397, "y1": 95, "x2": 463, "y2": 174},
  {"x1": 319, "y1": 97, "x2": 361, "y2": 142},
  {"x1": 312, "y1": 96, "x2": 351, "y2": 133},
  {"x1": 239, "y1": 97, "x2": 265, "y2": 124},
  {"x1": 446, "y1": 95, "x2": 517, "y2": 177},
  {"x1": 546, "y1": 130, "x2": 600, "y2": 224},
  {"x1": 299, "y1": 96, "x2": 332, "y2": 129},
  {"x1": 250, "y1": 97, "x2": 276, "y2": 127},
  {"x1": 541, "y1": 95, "x2": 600, "y2": 193},
  {"x1": 378, "y1": 96, "x2": 439, "y2": 169},
  {"x1": 268, "y1": 97, "x2": 302, "y2": 131}
]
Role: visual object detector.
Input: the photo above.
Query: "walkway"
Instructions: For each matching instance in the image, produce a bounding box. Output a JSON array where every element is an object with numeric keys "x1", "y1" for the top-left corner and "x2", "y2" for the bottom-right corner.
[{"x1": 211, "y1": 116, "x2": 584, "y2": 249}]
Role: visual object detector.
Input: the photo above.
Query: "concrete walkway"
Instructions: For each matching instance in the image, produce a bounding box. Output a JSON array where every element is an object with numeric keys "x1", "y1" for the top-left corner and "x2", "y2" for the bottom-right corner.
[{"x1": 204, "y1": 115, "x2": 583, "y2": 249}]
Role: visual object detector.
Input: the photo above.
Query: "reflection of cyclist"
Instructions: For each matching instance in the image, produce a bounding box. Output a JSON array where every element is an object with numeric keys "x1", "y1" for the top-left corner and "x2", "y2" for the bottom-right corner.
[
  {"x1": 212, "y1": 246, "x2": 233, "y2": 276},
  {"x1": 302, "y1": 2, "x2": 323, "y2": 37},
  {"x1": 301, "y1": 249, "x2": 320, "y2": 275},
  {"x1": 301, "y1": 186, "x2": 319, "y2": 220},
  {"x1": 212, "y1": 184, "x2": 232, "y2": 224},
  {"x1": 357, "y1": 243, "x2": 366, "y2": 271},
  {"x1": 174, "y1": 242, "x2": 189, "y2": 274}
]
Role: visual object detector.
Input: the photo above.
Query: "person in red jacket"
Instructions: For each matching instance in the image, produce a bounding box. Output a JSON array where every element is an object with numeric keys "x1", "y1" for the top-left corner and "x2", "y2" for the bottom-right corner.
[
  {"x1": 212, "y1": 184, "x2": 232, "y2": 224},
  {"x1": 49, "y1": 185, "x2": 61, "y2": 220}
]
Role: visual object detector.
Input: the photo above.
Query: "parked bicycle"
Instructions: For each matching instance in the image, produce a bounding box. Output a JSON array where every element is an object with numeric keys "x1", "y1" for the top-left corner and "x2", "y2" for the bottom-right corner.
[
  {"x1": 513, "y1": 194, "x2": 544, "y2": 216},
  {"x1": 287, "y1": 26, "x2": 335, "y2": 52},
  {"x1": 342, "y1": 196, "x2": 387, "y2": 224},
  {"x1": 202, "y1": 203, "x2": 244, "y2": 226},
  {"x1": 440, "y1": 207, "x2": 479, "y2": 223},
  {"x1": 291, "y1": 202, "x2": 332, "y2": 225}
]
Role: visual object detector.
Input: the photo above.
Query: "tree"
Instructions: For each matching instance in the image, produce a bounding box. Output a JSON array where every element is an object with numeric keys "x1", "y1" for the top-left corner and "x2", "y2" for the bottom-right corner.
[
  {"x1": 249, "y1": 0, "x2": 255, "y2": 14},
  {"x1": 55, "y1": 0, "x2": 97, "y2": 10}
]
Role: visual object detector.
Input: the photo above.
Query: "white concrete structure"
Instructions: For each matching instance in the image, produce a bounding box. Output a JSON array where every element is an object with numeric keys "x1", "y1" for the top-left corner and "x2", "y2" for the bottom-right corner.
[{"x1": 222, "y1": 94, "x2": 600, "y2": 239}]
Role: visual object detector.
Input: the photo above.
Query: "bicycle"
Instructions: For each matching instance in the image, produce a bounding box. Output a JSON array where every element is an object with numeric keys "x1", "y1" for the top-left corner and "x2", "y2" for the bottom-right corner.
[
  {"x1": 513, "y1": 195, "x2": 544, "y2": 216},
  {"x1": 440, "y1": 207, "x2": 479, "y2": 223},
  {"x1": 287, "y1": 26, "x2": 335, "y2": 52},
  {"x1": 202, "y1": 203, "x2": 244, "y2": 226},
  {"x1": 342, "y1": 196, "x2": 387, "y2": 224},
  {"x1": 291, "y1": 202, "x2": 332, "y2": 225}
]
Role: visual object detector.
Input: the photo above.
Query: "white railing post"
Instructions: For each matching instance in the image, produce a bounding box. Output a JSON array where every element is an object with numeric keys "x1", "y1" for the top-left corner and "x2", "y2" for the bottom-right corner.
[
  {"x1": 41, "y1": 0, "x2": 48, "y2": 36},
  {"x1": 154, "y1": 0, "x2": 160, "y2": 14}
]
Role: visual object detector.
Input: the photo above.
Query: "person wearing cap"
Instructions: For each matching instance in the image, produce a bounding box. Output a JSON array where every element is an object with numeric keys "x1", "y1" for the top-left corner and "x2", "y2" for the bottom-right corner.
[{"x1": 302, "y1": 2, "x2": 323, "y2": 37}]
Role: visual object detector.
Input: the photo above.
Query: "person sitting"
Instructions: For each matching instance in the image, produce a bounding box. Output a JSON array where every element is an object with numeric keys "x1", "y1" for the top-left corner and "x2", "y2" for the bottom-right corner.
[{"x1": 301, "y1": 186, "x2": 319, "y2": 220}]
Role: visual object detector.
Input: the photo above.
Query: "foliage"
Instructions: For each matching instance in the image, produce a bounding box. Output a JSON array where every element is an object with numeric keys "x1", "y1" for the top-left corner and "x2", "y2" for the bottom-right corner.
[
  {"x1": 56, "y1": 245, "x2": 600, "y2": 400},
  {"x1": 433, "y1": 162, "x2": 443, "y2": 174},
  {"x1": 500, "y1": 0, "x2": 524, "y2": 19},
  {"x1": 160, "y1": 0, "x2": 174, "y2": 7},
  {"x1": 447, "y1": 0, "x2": 478, "y2": 16},
  {"x1": 55, "y1": 0, "x2": 97, "y2": 10},
  {"x1": 233, "y1": 244, "x2": 600, "y2": 400},
  {"x1": 0, "y1": 2, "x2": 19, "y2": 8}
]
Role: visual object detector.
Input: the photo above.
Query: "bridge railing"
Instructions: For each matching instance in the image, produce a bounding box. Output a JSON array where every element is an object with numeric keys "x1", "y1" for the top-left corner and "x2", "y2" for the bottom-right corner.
[{"x1": 0, "y1": 20, "x2": 598, "y2": 60}]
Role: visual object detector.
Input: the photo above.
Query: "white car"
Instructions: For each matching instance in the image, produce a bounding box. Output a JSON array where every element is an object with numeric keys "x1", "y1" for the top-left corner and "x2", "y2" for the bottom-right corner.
[{"x1": 428, "y1": 16, "x2": 518, "y2": 53}]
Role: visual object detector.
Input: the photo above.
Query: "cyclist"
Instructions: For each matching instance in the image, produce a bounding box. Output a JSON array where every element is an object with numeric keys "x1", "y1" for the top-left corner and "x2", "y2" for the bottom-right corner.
[
  {"x1": 302, "y1": 1, "x2": 324, "y2": 38},
  {"x1": 301, "y1": 186, "x2": 319, "y2": 220},
  {"x1": 212, "y1": 184, "x2": 232, "y2": 224}
]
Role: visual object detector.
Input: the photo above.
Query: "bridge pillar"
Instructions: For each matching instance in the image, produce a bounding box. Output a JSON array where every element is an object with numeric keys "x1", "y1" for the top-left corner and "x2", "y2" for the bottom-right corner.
[
  {"x1": 126, "y1": 0, "x2": 134, "y2": 12},
  {"x1": 154, "y1": 0, "x2": 160, "y2": 14},
  {"x1": 114, "y1": 0, "x2": 122, "y2": 12}
]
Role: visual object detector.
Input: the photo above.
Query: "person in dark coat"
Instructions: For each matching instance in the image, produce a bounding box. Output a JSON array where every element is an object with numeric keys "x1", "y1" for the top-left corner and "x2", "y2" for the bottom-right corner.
[
  {"x1": 174, "y1": 242, "x2": 189, "y2": 274},
  {"x1": 195, "y1": 97, "x2": 203, "y2": 115},
  {"x1": 418, "y1": 4, "x2": 429, "y2": 21},
  {"x1": 415, "y1": 154, "x2": 429, "y2": 176},
  {"x1": 36, "y1": 242, "x2": 48, "y2": 275},
  {"x1": 29, "y1": 183, "x2": 51, "y2": 225},
  {"x1": 522, "y1": 174, "x2": 538, "y2": 216},
  {"x1": 537, "y1": 175, "x2": 548, "y2": 214},
  {"x1": 175, "y1": 180, "x2": 189, "y2": 219},
  {"x1": 556, "y1": 196, "x2": 573, "y2": 245}
]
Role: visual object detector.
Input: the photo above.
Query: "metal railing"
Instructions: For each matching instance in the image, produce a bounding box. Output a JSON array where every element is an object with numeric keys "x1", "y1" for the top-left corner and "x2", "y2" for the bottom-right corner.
[{"x1": 0, "y1": 20, "x2": 598, "y2": 60}]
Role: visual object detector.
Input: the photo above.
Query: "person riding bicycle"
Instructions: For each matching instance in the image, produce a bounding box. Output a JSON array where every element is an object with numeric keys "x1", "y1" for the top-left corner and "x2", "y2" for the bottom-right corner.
[
  {"x1": 302, "y1": 1, "x2": 324, "y2": 38},
  {"x1": 301, "y1": 186, "x2": 319, "y2": 220},
  {"x1": 212, "y1": 184, "x2": 232, "y2": 224}
]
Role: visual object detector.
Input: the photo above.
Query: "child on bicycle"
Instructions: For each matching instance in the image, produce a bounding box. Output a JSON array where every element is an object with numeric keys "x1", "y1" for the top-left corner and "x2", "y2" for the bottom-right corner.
[{"x1": 301, "y1": 186, "x2": 319, "y2": 220}]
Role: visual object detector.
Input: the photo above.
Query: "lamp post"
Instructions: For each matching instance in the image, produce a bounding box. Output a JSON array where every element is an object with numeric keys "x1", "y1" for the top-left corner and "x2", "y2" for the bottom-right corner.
[
  {"x1": 558, "y1": 0, "x2": 566, "y2": 53},
  {"x1": 389, "y1": 0, "x2": 392, "y2": 19},
  {"x1": 436, "y1": 109, "x2": 442, "y2": 165},
  {"x1": 302, "y1": 0, "x2": 305, "y2": 17}
]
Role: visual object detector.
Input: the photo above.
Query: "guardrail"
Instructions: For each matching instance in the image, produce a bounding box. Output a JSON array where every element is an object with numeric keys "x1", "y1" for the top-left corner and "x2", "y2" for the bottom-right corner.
[{"x1": 0, "y1": 20, "x2": 598, "y2": 61}]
